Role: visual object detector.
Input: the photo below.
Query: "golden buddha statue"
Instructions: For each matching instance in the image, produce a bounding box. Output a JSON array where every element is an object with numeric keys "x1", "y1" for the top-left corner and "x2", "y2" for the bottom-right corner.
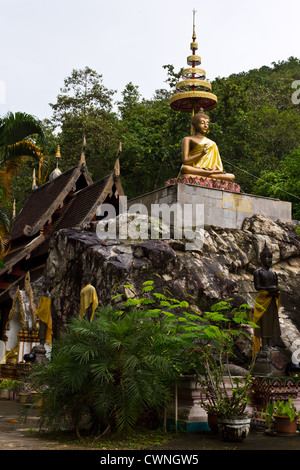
[{"x1": 180, "y1": 109, "x2": 235, "y2": 182}]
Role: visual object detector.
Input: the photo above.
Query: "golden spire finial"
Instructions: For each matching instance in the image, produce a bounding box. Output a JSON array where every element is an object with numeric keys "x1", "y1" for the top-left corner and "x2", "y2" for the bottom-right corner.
[
  {"x1": 32, "y1": 168, "x2": 37, "y2": 190},
  {"x1": 49, "y1": 145, "x2": 62, "y2": 181},
  {"x1": 190, "y1": 9, "x2": 198, "y2": 54},
  {"x1": 12, "y1": 199, "x2": 16, "y2": 219},
  {"x1": 80, "y1": 134, "x2": 86, "y2": 165},
  {"x1": 192, "y1": 9, "x2": 197, "y2": 41},
  {"x1": 55, "y1": 145, "x2": 61, "y2": 169},
  {"x1": 169, "y1": 11, "x2": 217, "y2": 114},
  {"x1": 114, "y1": 142, "x2": 122, "y2": 180},
  {"x1": 55, "y1": 145, "x2": 61, "y2": 159}
]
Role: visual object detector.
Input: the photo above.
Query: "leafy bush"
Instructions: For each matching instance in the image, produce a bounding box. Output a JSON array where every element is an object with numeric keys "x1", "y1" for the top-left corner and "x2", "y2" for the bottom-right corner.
[
  {"x1": 264, "y1": 398, "x2": 300, "y2": 428},
  {"x1": 0, "y1": 378, "x2": 19, "y2": 389},
  {"x1": 29, "y1": 306, "x2": 179, "y2": 436},
  {"x1": 28, "y1": 280, "x2": 255, "y2": 436}
]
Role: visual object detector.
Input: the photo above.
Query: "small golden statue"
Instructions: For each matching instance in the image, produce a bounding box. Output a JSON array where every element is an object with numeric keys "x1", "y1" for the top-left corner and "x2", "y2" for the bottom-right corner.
[
  {"x1": 80, "y1": 271, "x2": 98, "y2": 321},
  {"x1": 180, "y1": 109, "x2": 235, "y2": 182}
]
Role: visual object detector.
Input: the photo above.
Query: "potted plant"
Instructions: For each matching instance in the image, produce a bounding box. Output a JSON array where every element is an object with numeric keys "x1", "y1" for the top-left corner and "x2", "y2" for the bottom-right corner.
[
  {"x1": 176, "y1": 299, "x2": 258, "y2": 442},
  {"x1": 7, "y1": 379, "x2": 20, "y2": 400},
  {"x1": 264, "y1": 398, "x2": 300, "y2": 435},
  {"x1": 0, "y1": 379, "x2": 10, "y2": 399},
  {"x1": 18, "y1": 380, "x2": 32, "y2": 404},
  {"x1": 0, "y1": 378, "x2": 19, "y2": 399},
  {"x1": 108, "y1": 283, "x2": 256, "y2": 441},
  {"x1": 136, "y1": 289, "x2": 256, "y2": 442},
  {"x1": 195, "y1": 344, "x2": 253, "y2": 442},
  {"x1": 213, "y1": 375, "x2": 253, "y2": 442}
]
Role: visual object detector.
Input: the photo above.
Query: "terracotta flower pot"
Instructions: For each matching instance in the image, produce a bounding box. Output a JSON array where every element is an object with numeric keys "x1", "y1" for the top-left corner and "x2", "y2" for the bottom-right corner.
[
  {"x1": 207, "y1": 412, "x2": 218, "y2": 434},
  {"x1": 275, "y1": 415, "x2": 298, "y2": 435}
]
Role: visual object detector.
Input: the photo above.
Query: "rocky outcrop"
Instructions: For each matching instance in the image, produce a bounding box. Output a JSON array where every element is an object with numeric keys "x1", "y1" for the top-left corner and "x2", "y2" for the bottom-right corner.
[{"x1": 44, "y1": 214, "x2": 300, "y2": 368}]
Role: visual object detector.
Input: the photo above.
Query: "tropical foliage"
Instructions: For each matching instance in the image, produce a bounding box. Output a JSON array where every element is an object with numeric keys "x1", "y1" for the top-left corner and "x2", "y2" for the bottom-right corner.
[
  {"x1": 26, "y1": 281, "x2": 255, "y2": 436},
  {"x1": 39, "y1": 57, "x2": 300, "y2": 212},
  {"x1": 47, "y1": 66, "x2": 120, "y2": 181},
  {"x1": 0, "y1": 112, "x2": 46, "y2": 256},
  {"x1": 252, "y1": 148, "x2": 300, "y2": 220},
  {"x1": 27, "y1": 306, "x2": 179, "y2": 436},
  {"x1": 264, "y1": 398, "x2": 300, "y2": 428},
  {"x1": 2, "y1": 57, "x2": 300, "y2": 217}
]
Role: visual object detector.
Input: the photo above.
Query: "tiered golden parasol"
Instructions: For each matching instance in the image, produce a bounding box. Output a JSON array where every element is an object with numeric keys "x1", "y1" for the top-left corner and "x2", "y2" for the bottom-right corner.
[{"x1": 170, "y1": 11, "x2": 217, "y2": 115}]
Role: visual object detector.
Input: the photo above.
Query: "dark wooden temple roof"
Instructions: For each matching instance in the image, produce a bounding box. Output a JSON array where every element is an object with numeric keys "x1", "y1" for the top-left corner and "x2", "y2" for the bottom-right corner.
[
  {"x1": 52, "y1": 175, "x2": 111, "y2": 231},
  {"x1": 31, "y1": 171, "x2": 121, "y2": 258},
  {"x1": 10, "y1": 164, "x2": 92, "y2": 241},
  {"x1": 0, "y1": 157, "x2": 124, "y2": 304}
]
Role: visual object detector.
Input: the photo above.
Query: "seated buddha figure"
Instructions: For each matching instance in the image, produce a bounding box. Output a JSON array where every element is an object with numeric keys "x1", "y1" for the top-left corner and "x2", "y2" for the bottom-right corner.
[{"x1": 180, "y1": 109, "x2": 235, "y2": 182}]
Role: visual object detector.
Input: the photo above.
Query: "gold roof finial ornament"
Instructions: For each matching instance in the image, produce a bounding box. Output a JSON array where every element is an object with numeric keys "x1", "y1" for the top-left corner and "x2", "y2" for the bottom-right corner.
[
  {"x1": 49, "y1": 145, "x2": 62, "y2": 181},
  {"x1": 55, "y1": 145, "x2": 61, "y2": 162},
  {"x1": 32, "y1": 168, "x2": 37, "y2": 190},
  {"x1": 192, "y1": 9, "x2": 197, "y2": 41},
  {"x1": 80, "y1": 133, "x2": 87, "y2": 166},
  {"x1": 114, "y1": 142, "x2": 122, "y2": 180},
  {"x1": 170, "y1": 10, "x2": 218, "y2": 116},
  {"x1": 55, "y1": 145, "x2": 61, "y2": 171}
]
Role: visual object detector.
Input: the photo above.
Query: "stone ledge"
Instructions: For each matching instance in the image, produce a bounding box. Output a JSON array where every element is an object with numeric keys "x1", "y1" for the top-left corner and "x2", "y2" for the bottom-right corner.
[{"x1": 128, "y1": 184, "x2": 292, "y2": 230}]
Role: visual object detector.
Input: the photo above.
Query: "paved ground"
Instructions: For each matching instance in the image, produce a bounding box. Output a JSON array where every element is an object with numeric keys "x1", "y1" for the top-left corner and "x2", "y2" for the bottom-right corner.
[
  {"x1": 0, "y1": 399, "x2": 97, "y2": 450},
  {"x1": 0, "y1": 399, "x2": 300, "y2": 453}
]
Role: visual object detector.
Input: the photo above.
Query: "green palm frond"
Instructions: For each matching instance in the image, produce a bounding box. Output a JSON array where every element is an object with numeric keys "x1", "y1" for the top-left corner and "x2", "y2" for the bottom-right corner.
[
  {"x1": 0, "y1": 111, "x2": 45, "y2": 153},
  {"x1": 0, "y1": 112, "x2": 47, "y2": 209},
  {"x1": 27, "y1": 307, "x2": 178, "y2": 434}
]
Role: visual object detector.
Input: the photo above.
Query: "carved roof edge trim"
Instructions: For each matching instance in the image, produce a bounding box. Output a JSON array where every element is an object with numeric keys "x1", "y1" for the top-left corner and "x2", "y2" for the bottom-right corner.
[
  {"x1": 23, "y1": 164, "x2": 92, "y2": 238},
  {"x1": 80, "y1": 172, "x2": 118, "y2": 226},
  {"x1": 6, "y1": 287, "x2": 26, "y2": 331},
  {"x1": 0, "y1": 234, "x2": 45, "y2": 277},
  {"x1": 0, "y1": 266, "x2": 44, "y2": 302},
  {"x1": 78, "y1": 158, "x2": 125, "y2": 226},
  {"x1": 113, "y1": 156, "x2": 124, "y2": 195}
]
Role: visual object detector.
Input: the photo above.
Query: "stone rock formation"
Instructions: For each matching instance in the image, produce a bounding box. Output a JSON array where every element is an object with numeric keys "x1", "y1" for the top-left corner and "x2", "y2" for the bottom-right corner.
[{"x1": 43, "y1": 214, "x2": 300, "y2": 370}]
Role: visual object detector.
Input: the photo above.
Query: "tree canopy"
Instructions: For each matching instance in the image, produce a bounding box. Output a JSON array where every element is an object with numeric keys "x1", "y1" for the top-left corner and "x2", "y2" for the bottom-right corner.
[{"x1": 5, "y1": 56, "x2": 300, "y2": 220}]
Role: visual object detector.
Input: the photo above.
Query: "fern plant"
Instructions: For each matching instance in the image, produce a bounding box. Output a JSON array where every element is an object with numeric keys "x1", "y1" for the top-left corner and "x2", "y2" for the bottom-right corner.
[{"x1": 28, "y1": 306, "x2": 179, "y2": 437}]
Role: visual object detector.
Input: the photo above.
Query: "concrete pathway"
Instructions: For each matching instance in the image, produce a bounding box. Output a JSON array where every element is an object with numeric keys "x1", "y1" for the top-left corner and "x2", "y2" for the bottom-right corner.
[
  {"x1": 0, "y1": 399, "x2": 300, "y2": 452},
  {"x1": 0, "y1": 399, "x2": 97, "y2": 450}
]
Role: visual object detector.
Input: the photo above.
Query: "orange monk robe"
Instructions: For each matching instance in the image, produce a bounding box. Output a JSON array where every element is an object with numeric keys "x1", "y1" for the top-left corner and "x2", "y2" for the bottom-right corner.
[
  {"x1": 35, "y1": 296, "x2": 52, "y2": 345},
  {"x1": 252, "y1": 290, "x2": 281, "y2": 359},
  {"x1": 80, "y1": 284, "x2": 98, "y2": 321}
]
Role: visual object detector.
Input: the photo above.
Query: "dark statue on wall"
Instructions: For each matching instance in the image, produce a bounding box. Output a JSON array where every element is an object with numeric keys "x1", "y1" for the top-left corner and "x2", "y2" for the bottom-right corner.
[
  {"x1": 250, "y1": 243, "x2": 291, "y2": 377},
  {"x1": 252, "y1": 244, "x2": 281, "y2": 357}
]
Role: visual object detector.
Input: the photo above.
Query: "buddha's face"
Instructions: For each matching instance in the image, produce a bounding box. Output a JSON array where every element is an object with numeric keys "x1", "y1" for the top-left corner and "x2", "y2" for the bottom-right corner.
[
  {"x1": 261, "y1": 252, "x2": 272, "y2": 268},
  {"x1": 195, "y1": 117, "x2": 209, "y2": 135}
]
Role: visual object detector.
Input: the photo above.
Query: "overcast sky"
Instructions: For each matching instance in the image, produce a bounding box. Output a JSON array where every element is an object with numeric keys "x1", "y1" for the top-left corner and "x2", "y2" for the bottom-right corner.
[{"x1": 1, "y1": 0, "x2": 299, "y2": 121}]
